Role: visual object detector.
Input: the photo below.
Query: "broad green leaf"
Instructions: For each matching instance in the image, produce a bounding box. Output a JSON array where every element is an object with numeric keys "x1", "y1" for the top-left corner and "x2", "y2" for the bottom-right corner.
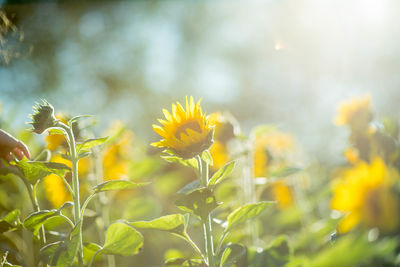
[
  {"x1": 53, "y1": 222, "x2": 81, "y2": 267},
  {"x1": 177, "y1": 180, "x2": 201, "y2": 194},
  {"x1": 161, "y1": 155, "x2": 198, "y2": 169},
  {"x1": 83, "y1": 243, "x2": 102, "y2": 265},
  {"x1": 164, "y1": 258, "x2": 186, "y2": 266},
  {"x1": 220, "y1": 244, "x2": 246, "y2": 267},
  {"x1": 23, "y1": 210, "x2": 58, "y2": 237},
  {"x1": 225, "y1": 201, "x2": 274, "y2": 232},
  {"x1": 94, "y1": 180, "x2": 149, "y2": 193},
  {"x1": 76, "y1": 137, "x2": 108, "y2": 152},
  {"x1": 269, "y1": 167, "x2": 301, "y2": 178},
  {"x1": 182, "y1": 259, "x2": 205, "y2": 267},
  {"x1": 249, "y1": 236, "x2": 291, "y2": 267},
  {"x1": 48, "y1": 128, "x2": 65, "y2": 135},
  {"x1": 175, "y1": 188, "x2": 219, "y2": 220},
  {"x1": 129, "y1": 214, "x2": 186, "y2": 237},
  {"x1": 201, "y1": 150, "x2": 213, "y2": 166},
  {"x1": 14, "y1": 158, "x2": 71, "y2": 184},
  {"x1": 78, "y1": 151, "x2": 91, "y2": 160},
  {"x1": 208, "y1": 161, "x2": 235, "y2": 187},
  {"x1": 101, "y1": 222, "x2": 143, "y2": 257},
  {"x1": 0, "y1": 209, "x2": 21, "y2": 233},
  {"x1": 68, "y1": 115, "x2": 93, "y2": 125},
  {"x1": 38, "y1": 241, "x2": 62, "y2": 265}
]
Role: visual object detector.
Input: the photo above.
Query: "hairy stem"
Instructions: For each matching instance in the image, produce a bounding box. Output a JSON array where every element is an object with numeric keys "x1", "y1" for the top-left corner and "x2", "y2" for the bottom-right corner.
[{"x1": 197, "y1": 155, "x2": 215, "y2": 267}]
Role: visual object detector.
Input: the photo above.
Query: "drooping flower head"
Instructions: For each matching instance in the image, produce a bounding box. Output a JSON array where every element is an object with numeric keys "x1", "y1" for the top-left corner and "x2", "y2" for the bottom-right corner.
[
  {"x1": 29, "y1": 100, "x2": 57, "y2": 134},
  {"x1": 152, "y1": 96, "x2": 214, "y2": 159}
]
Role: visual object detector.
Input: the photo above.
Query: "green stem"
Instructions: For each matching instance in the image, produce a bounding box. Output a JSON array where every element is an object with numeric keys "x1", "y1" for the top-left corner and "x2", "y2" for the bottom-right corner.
[
  {"x1": 182, "y1": 233, "x2": 207, "y2": 263},
  {"x1": 88, "y1": 249, "x2": 102, "y2": 267},
  {"x1": 197, "y1": 155, "x2": 215, "y2": 267},
  {"x1": 60, "y1": 122, "x2": 84, "y2": 267}
]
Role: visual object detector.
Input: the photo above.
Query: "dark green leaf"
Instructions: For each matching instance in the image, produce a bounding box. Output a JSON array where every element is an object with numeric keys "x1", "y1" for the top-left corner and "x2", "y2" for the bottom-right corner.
[
  {"x1": 83, "y1": 243, "x2": 102, "y2": 265},
  {"x1": 14, "y1": 158, "x2": 71, "y2": 184},
  {"x1": 220, "y1": 244, "x2": 247, "y2": 267},
  {"x1": 101, "y1": 222, "x2": 143, "y2": 257},
  {"x1": 53, "y1": 222, "x2": 81, "y2": 267},
  {"x1": 175, "y1": 188, "x2": 219, "y2": 220},
  {"x1": 177, "y1": 180, "x2": 201, "y2": 195},
  {"x1": 94, "y1": 180, "x2": 149, "y2": 193},
  {"x1": 182, "y1": 259, "x2": 205, "y2": 267},
  {"x1": 23, "y1": 210, "x2": 58, "y2": 237},
  {"x1": 76, "y1": 137, "x2": 108, "y2": 152},
  {"x1": 129, "y1": 214, "x2": 187, "y2": 237},
  {"x1": 208, "y1": 161, "x2": 235, "y2": 187},
  {"x1": 201, "y1": 150, "x2": 213, "y2": 166},
  {"x1": 226, "y1": 202, "x2": 274, "y2": 232},
  {"x1": 38, "y1": 241, "x2": 62, "y2": 265},
  {"x1": 0, "y1": 209, "x2": 21, "y2": 233}
]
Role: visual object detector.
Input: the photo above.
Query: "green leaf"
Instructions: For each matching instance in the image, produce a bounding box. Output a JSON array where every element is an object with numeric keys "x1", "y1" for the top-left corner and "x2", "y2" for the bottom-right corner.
[
  {"x1": 177, "y1": 180, "x2": 201, "y2": 194},
  {"x1": 175, "y1": 188, "x2": 219, "y2": 220},
  {"x1": 68, "y1": 115, "x2": 93, "y2": 125},
  {"x1": 101, "y1": 222, "x2": 143, "y2": 257},
  {"x1": 182, "y1": 259, "x2": 205, "y2": 267},
  {"x1": 208, "y1": 161, "x2": 235, "y2": 187},
  {"x1": 23, "y1": 210, "x2": 58, "y2": 237},
  {"x1": 53, "y1": 222, "x2": 81, "y2": 267},
  {"x1": 14, "y1": 158, "x2": 71, "y2": 184},
  {"x1": 129, "y1": 214, "x2": 187, "y2": 237},
  {"x1": 161, "y1": 155, "x2": 198, "y2": 169},
  {"x1": 269, "y1": 167, "x2": 301, "y2": 178},
  {"x1": 83, "y1": 243, "x2": 102, "y2": 265},
  {"x1": 249, "y1": 236, "x2": 291, "y2": 267},
  {"x1": 164, "y1": 258, "x2": 186, "y2": 266},
  {"x1": 94, "y1": 180, "x2": 149, "y2": 193},
  {"x1": 76, "y1": 137, "x2": 108, "y2": 152},
  {"x1": 38, "y1": 241, "x2": 62, "y2": 265},
  {"x1": 225, "y1": 201, "x2": 274, "y2": 232},
  {"x1": 78, "y1": 151, "x2": 91, "y2": 160},
  {"x1": 220, "y1": 244, "x2": 246, "y2": 267},
  {"x1": 0, "y1": 209, "x2": 21, "y2": 234},
  {"x1": 201, "y1": 150, "x2": 213, "y2": 166}
]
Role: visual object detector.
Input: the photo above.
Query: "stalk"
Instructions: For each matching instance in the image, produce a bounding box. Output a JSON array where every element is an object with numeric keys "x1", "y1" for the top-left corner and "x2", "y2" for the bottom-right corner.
[
  {"x1": 244, "y1": 140, "x2": 258, "y2": 245},
  {"x1": 60, "y1": 122, "x2": 84, "y2": 267},
  {"x1": 197, "y1": 155, "x2": 215, "y2": 267}
]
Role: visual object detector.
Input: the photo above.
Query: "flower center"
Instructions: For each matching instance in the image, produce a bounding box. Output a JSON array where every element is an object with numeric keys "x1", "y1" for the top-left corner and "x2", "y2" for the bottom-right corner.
[{"x1": 175, "y1": 120, "x2": 202, "y2": 139}]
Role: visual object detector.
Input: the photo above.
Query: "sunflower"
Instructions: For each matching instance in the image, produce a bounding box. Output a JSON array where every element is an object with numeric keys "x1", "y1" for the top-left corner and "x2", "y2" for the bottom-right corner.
[
  {"x1": 43, "y1": 155, "x2": 91, "y2": 207},
  {"x1": 209, "y1": 141, "x2": 229, "y2": 171},
  {"x1": 152, "y1": 96, "x2": 214, "y2": 159},
  {"x1": 331, "y1": 157, "x2": 399, "y2": 233},
  {"x1": 271, "y1": 180, "x2": 294, "y2": 209},
  {"x1": 334, "y1": 95, "x2": 372, "y2": 130}
]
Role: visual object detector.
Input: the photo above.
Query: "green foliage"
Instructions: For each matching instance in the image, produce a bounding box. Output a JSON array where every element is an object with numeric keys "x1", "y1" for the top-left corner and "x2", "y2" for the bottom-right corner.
[
  {"x1": 220, "y1": 244, "x2": 246, "y2": 267},
  {"x1": 175, "y1": 188, "x2": 219, "y2": 220},
  {"x1": 101, "y1": 222, "x2": 143, "y2": 257},
  {"x1": 225, "y1": 202, "x2": 274, "y2": 233},
  {"x1": 93, "y1": 180, "x2": 149, "y2": 193},
  {"x1": 13, "y1": 158, "x2": 70, "y2": 184},
  {"x1": 208, "y1": 161, "x2": 235, "y2": 187},
  {"x1": 161, "y1": 155, "x2": 198, "y2": 169},
  {"x1": 129, "y1": 214, "x2": 187, "y2": 237},
  {"x1": 76, "y1": 137, "x2": 108, "y2": 152},
  {"x1": 201, "y1": 150, "x2": 213, "y2": 166}
]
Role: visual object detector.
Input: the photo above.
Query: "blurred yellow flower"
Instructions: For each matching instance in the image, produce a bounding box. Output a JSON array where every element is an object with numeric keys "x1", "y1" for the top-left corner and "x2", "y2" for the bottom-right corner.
[
  {"x1": 103, "y1": 130, "x2": 134, "y2": 181},
  {"x1": 271, "y1": 180, "x2": 294, "y2": 209},
  {"x1": 331, "y1": 157, "x2": 399, "y2": 233},
  {"x1": 209, "y1": 141, "x2": 229, "y2": 170},
  {"x1": 344, "y1": 147, "x2": 359, "y2": 164},
  {"x1": 334, "y1": 95, "x2": 372, "y2": 130},
  {"x1": 208, "y1": 112, "x2": 236, "y2": 143},
  {"x1": 43, "y1": 154, "x2": 91, "y2": 207},
  {"x1": 254, "y1": 142, "x2": 269, "y2": 177},
  {"x1": 152, "y1": 96, "x2": 213, "y2": 159},
  {"x1": 44, "y1": 113, "x2": 68, "y2": 151}
]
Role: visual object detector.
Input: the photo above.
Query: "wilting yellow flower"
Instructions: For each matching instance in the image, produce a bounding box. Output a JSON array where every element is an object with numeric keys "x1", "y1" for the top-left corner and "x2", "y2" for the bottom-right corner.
[
  {"x1": 152, "y1": 96, "x2": 213, "y2": 159},
  {"x1": 103, "y1": 130, "x2": 133, "y2": 181},
  {"x1": 331, "y1": 157, "x2": 399, "y2": 233},
  {"x1": 271, "y1": 180, "x2": 294, "y2": 209},
  {"x1": 43, "y1": 155, "x2": 91, "y2": 207},
  {"x1": 209, "y1": 141, "x2": 229, "y2": 170},
  {"x1": 334, "y1": 95, "x2": 372, "y2": 130}
]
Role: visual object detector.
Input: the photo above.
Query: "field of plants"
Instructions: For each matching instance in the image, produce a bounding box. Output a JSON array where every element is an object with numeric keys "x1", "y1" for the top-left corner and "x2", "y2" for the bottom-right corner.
[{"x1": 0, "y1": 95, "x2": 400, "y2": 267}]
